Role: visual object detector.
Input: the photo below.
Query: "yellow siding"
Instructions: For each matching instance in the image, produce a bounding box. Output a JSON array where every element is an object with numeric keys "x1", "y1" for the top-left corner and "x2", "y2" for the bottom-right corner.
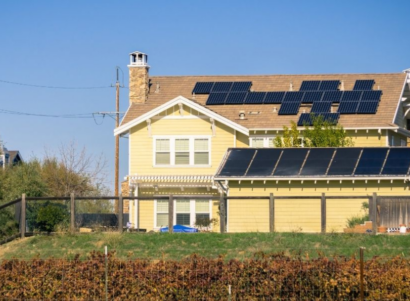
[
  {"x1": 275, "y1": 199, "x2": 321, "y2": 233},
  {"x1": 327, "y1": 199, "x2": 366, "y2": 232},
  {"x1": 129, "y1": 115, "x2": 235, "y2": 175},
  {"x1": 228, "y1": 181, "x2": 409, "y2": 233},
  {"x1": 236, "y1": 131, "x2": 249, "y2": 147},
  {"x1": 212, "y1": 200, "x2": 220, "y2": 232},
  {"x1": 139, "y1": 200, "x2": 154, "y2": 231},
  {"x1": 228, "y1": 199, "x2": 269, "y2": 232},
  {"x1": 347, "y1": 129, "x2": 385, "y2": 146}
]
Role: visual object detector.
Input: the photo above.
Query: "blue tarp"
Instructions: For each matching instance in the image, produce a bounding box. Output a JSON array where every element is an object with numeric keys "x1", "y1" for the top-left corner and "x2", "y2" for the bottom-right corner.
[{"x1": 159, "y1": 225, "x2": 199, "y2": 233}]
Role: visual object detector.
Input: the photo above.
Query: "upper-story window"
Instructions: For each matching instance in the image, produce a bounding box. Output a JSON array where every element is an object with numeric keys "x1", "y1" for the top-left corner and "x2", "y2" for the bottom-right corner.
[
  {"x1": 250, "y1": 137, "x2": 275, "y2": 148},
  {"x1": 154, "y1": 136, "x2": 210, "y2": 166}
]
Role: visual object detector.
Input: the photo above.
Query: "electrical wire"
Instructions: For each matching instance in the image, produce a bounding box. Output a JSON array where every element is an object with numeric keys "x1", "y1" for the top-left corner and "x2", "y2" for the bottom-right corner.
[
  {"x1": 0, "y1": 79, "x2": 112, "y2": 89},
  {"x1": 0, "y1": 108, "x2": 94, "y2": 118}
]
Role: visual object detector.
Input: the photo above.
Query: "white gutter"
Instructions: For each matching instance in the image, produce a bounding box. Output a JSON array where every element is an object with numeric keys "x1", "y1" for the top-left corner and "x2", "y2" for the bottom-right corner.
[{"x1": 214, "y1": 176, "x2": 409, "y2": 182}]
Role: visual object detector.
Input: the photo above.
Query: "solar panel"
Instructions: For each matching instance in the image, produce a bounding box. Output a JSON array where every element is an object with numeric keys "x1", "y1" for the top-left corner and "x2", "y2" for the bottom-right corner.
[
  {"x1": 338, "y1": 101, "x2": 359, "y2": 114},
  {"x1": 225, "y1": 92, "x2": 247, "y2": 105},
  {"x1": 211, "y1": 82, "x2": 233, "y2": 92},
  {"x1": 246, "y1": 149, "x2": 282, "y2": 176},
  {"x1": 245, "y1": 92, "x2": 266, "y2": 104},
  {"x1": 283, "y1": 91, "x2": 305, "y2": 102},
  {"x1": 302, "y1": 91, "x2": 323, "y2": 103},
  {"x1": 361, "y1": 90, "x2": 382, "y2": 101},
  {"x1": 321, "y1": 113, "x2": 340, "y2": 124},
  {"x1": 357, "y1": 101, "x2": 379, "y2": 114},
  {"x1": 300, "y1": 148, "x2": 334, "y2": 176},
  {"x1": 192, "y1": 82, "x2": 214, "y2": 94},
  {"x1": 264, "y1": 92, "x2": 285, "y2": 104},
  {"x1": 218, "y1": 149, "x2": 256, "y2": 176},
  {"x1": 327, "y1": 148, "x2": 361, "y2": 176},
  {"x1": 297, "y1": 113, "x2": 311, "y2": 126},
  {"x1": 278, "y1": 101, "x2": 301, "y2": 115},
  {"x1": 319, "y1": 81, "x2": 340, "y2": 91},
  {"x1": 300, "y1": 81, "x2": 320, "y2": 91},
  {"x1": 322, "y1": 91, "x2": 343, "y2": 103},
  {"x1": 353, "y1": 80, "x2": 374, "y2": 91},
  {"x1": 231, "y1": 82, "x2": 252, "y2": 92},
  {"x1": 311, "y1": 101, "x2": 332, "y2": 113},
  {"x1": 382, "y1": 148, "x2": 410, "y2": 175},
  {"x1": 273, "y1": 149, "x2": 309, "y2": 176},
  {"x1": 341, "y1": 91, "x2": 363, "y2": 101},
  {"x1": 354, "y1": 148, "x2": 388, "y2": 175},
  {"x1": 206, "y1": 93, "x2": 228, "y2": 105}
]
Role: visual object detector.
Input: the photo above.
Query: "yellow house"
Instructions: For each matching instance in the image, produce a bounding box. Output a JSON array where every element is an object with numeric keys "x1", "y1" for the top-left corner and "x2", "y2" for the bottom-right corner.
[{"x1": 114, "y1": 51, "x2": 410, "y2": 232}]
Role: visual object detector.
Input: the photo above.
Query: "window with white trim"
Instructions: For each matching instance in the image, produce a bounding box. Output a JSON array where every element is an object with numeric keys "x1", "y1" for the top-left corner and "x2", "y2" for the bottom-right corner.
[
  {"x1": 250, "y1": 137, "x2": 276, "y2": 148},
  {"x1": 154, "y1": 137, "x2": 210, "y2": 166},
  {"x1": 155, "y1": 199, "x2": 211, "y2": 228}
]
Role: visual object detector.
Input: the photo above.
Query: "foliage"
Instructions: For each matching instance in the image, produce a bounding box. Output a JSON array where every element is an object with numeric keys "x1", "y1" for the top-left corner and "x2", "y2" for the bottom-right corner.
[
  {"x1": 346, "y1": 202, "x2": 369, "y2": 228},
  {"x1": 274, "y1": 115, "x2": 354, "y2": 147},
  {"x1": 1, "y1": 252, "x2": 410, "y2": 299},
  {"x1": 35, "y1": 201, "x2": 69, "y2": 232},
  {"x1": 194, "y1": 217, "x2": 218, "y2": 231},
  {"x1": 0, "y1": 210, "x2": 18, "y2": 240}
]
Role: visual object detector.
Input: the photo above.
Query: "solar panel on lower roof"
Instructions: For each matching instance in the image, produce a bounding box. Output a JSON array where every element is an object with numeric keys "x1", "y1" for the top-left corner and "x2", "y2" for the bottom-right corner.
[
  {"x1": 231, "y1": 82, "x2": 252, "y2": 92},
  {"x1": 225, "y1": 92, "x2": 247, "y2": 105},
  {"x1": 206, "y1": 93, "x2": 228, "y2": 105},
  {"x1": 382, "y1": 148, "x2": 410, "y2": 175},
  {"x1": 300, "y1": 81, "x2": 320, "y2": 91},
  {"x1": 192, "y1": 82, "x2": 214, "y2": 94},
  {"x1": 310, "y1": 101, "x2": 332, "y2": 113},
  {"x1": 353, "y1": 80, "x2": 374, "y2": 91},
  {"x1": 338, "y1": 101, "x2": 359, "y2": 114},
  {"x1": 245, "y1": 92, "x2": 266, "y2": 104},
  {"x1": 327, "y1": 148, "x2": 361, "y2": 176},
  {"x1": 357, "y1": 101, "x2": 379, "y2": 114},
  {"x1": 300, "y1": 148, "x2": 335, "y2": 176},
  {"x1": 264, "y1": 92, "x2": 285, "y2": 104},
  {"x1": 321, "y1": 113, "x2": 340, "y2": 124},
  {"x1": 302, "y1": 91, "x2": 323, "y2": 103},
  {"x1": 297, "y1": 113, "x2": 311, "y2": 126},
  {"x1": 211, "y1": 82, "x2": 233, "y2": 92},
  {"x1": 218, "y1": 149, "x2": 256, "y2": 176},
  {"x1": 322, "y1": 91, "x2": 343, "y2": 103},
  {"x1": 278, "y1": 101, "x2": 301, "y2": 115},
  {"x1": 354, "y1": 148, "x2": 388, "y2": 175},
  {"x1": 273, "y1": 149, "x2": 309, "y2": 176},
  {"x1": 283, "y1": 91, "x2": 305, "y2": 102},
  {"x1": 246, "y1": 149, "x2": 282, "y2": 176},
  {"x1": 341, "y1": 91, "x2": 363, "y2": 101},
  {"x1": 319, "y1": 80, "x2": 340, "y2": 91},
  {"x1": 361, "y1": 90, "x2": 382, "y2": 101}
]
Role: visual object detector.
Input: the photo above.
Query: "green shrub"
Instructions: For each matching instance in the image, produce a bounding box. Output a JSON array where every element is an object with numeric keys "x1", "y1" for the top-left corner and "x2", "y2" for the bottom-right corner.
[
  {"x1": 36, "y1": 202, "x2": 69, "y2": 232},
  {"x1": 346, "y1": 202, "x2": 369, "y2": 228}
]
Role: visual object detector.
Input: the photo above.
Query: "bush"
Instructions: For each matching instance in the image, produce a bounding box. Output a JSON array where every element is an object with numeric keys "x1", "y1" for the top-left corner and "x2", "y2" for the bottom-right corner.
[
  {"x1": 36, "y1": 202, "x2": 69, "y2": 232},
  {"x1": 346, "y1": 202, "x2": 369, "y2": 228}
]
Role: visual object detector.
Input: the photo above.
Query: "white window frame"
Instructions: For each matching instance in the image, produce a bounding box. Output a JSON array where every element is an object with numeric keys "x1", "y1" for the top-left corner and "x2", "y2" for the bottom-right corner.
[
  {"x1": 249, "y1": 136, "x2": 276, "y2": 148},
  {"x1": 401, "y1": 139, "x2": 407, "y2": 146},
  {"x1": 153, "y1": 135, "x2": 211, "y2": 167},
  {"x1": 153, "y1": 199, "x2": 212, "y2": 230}
]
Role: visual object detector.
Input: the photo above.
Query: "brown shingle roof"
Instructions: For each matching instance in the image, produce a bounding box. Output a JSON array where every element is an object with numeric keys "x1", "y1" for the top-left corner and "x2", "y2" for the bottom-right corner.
[{"x1": 121, "y1": 73, "x2": 407, "y2": 129}]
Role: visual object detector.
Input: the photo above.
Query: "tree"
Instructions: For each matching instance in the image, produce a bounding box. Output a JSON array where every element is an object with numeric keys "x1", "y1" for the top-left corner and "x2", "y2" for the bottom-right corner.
[{"x1": 274, "y1": 115, "x2": 354, "y2": 147}]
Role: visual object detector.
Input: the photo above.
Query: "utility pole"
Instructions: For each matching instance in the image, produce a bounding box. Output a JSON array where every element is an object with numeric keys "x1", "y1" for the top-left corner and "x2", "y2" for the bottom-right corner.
[{"x1": 115, "y1": 67, "x2": 120, "y2": 199}]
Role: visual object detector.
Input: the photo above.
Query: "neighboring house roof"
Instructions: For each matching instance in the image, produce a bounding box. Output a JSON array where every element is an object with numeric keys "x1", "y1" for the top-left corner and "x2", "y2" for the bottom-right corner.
[
  {"x1": 8, "y1": 151, "x2": 23, "y2": 164},
  {"x1": 120, "y1": 73, "x2": 407, "y2": 131}
]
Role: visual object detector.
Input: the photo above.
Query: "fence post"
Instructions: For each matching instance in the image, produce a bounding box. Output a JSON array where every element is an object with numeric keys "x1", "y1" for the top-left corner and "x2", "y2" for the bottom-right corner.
[
  {"x1": 360, "y1": 247, "x2": 365, "y2": 301},
  {"x1": 321, "y1": 193, "x2": 326, "y2": 233},
  {"x1": 20, "y1": 194, "x2": 26, "y2": 239},
  {"x1": 269, "y1": 193, "x2": 275, "y2": 232},
  {"x1": 70, "y1": 193, "x2": 75, "y2": 234},
  {"x1": 118, "y1": 195, "x2": 123, "y2": 233},
  {"x1": 372, "y1": 193, "x2": 377, "y2": 235},
  {"x1": 168, "y1": 195, "x2": 174, "y2": 233},
  {"x1": 219, "y1": 192, "x2": 226, "y2": 233}
]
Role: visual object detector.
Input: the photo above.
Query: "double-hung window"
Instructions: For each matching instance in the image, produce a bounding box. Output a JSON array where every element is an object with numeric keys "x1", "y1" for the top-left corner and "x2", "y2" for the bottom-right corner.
[
  {"x1": 176, "y1": 200, "x2": 190, "y2": 225},
  {"x1": 154, "y1": 136, "x2": 210, "y2": 166},
  {"x1": 156, "y1": 200, "x2": 169, "y2": 227},
  {"x1": 250, "y1": 137, "x2": 275, "y2": 148}
]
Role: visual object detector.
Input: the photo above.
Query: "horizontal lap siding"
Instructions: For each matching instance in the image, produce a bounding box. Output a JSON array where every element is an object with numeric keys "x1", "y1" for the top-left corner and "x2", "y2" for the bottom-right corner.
[
  {"x1": 327, "y1": 199, "x2": 366, "y2": 232},
  {"x1": 228, "y1": 199, "x2": 269, "y2": 232},
  {"x1": 139, "y1": 200, "x2": 154, "y2": 231},
  {"x1": 348, "y1": 130, "x2": 385, "y2": 147},
  {"x1": 212, "y1": 201, "x2": 220, "y2": 232}
]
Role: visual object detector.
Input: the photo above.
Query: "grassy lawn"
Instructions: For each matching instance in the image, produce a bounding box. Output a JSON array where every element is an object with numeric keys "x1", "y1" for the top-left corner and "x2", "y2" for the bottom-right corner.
[{"x1": 1, "y1": 232, "x2": 409, "y2": 261}]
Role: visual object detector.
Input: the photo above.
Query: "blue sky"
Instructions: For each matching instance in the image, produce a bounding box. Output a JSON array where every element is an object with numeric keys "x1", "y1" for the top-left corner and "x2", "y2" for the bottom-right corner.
[{"x1": 1, "y1": 1, "x2": 409, "y2": 193}]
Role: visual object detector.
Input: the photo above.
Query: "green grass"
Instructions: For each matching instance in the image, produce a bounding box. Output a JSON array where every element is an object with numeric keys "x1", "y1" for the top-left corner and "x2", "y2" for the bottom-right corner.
[{"x1": 1, "y1": 232, "x2": 410, "y2": 261}]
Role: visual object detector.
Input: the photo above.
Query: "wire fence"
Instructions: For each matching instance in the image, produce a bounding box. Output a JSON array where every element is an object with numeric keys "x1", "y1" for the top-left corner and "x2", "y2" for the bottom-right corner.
[{"x1": 1, "y1": 247, "x2": 410, "y2": 300}]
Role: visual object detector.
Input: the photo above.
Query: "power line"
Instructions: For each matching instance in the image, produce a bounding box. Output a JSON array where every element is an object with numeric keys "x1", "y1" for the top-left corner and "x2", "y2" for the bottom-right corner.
[
  {"x1": 0, "y1": 79, "x2": 112, "y2": 90},
  {"x1": 0, "y1": 108, "x2": 94, "y2": 118}
]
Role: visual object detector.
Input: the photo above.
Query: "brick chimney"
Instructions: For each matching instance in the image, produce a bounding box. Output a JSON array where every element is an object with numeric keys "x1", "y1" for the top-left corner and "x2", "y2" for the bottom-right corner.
[{"x1": 128, "y1": 51, "x2": 150, "y2": 104}]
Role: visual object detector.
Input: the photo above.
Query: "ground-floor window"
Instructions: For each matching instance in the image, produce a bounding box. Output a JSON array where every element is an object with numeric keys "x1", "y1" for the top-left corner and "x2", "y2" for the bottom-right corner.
[{"x1": 155, "y1": 199, "x2": 211, "y2": 228}]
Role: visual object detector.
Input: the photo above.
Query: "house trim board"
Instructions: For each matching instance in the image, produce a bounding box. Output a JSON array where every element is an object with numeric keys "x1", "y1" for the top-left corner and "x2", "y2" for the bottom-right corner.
[{"x1": 392, "y1": 73, "x2": 409, "y2": 125}]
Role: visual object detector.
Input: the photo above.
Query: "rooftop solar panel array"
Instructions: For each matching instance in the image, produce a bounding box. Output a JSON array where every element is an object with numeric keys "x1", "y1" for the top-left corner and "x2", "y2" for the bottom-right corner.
[
  {"x1": 217, "y1": 147, "x2": 410, "y2": 178},
  {"x1": 297, "y1": 113, "x2": 340, "y2": 126}
]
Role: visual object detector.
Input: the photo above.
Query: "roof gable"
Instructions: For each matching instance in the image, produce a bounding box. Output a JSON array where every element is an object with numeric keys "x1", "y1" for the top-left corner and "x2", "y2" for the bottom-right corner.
[{"x1": 114, "y1": 96, "x2": 249, "y2": 136}]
